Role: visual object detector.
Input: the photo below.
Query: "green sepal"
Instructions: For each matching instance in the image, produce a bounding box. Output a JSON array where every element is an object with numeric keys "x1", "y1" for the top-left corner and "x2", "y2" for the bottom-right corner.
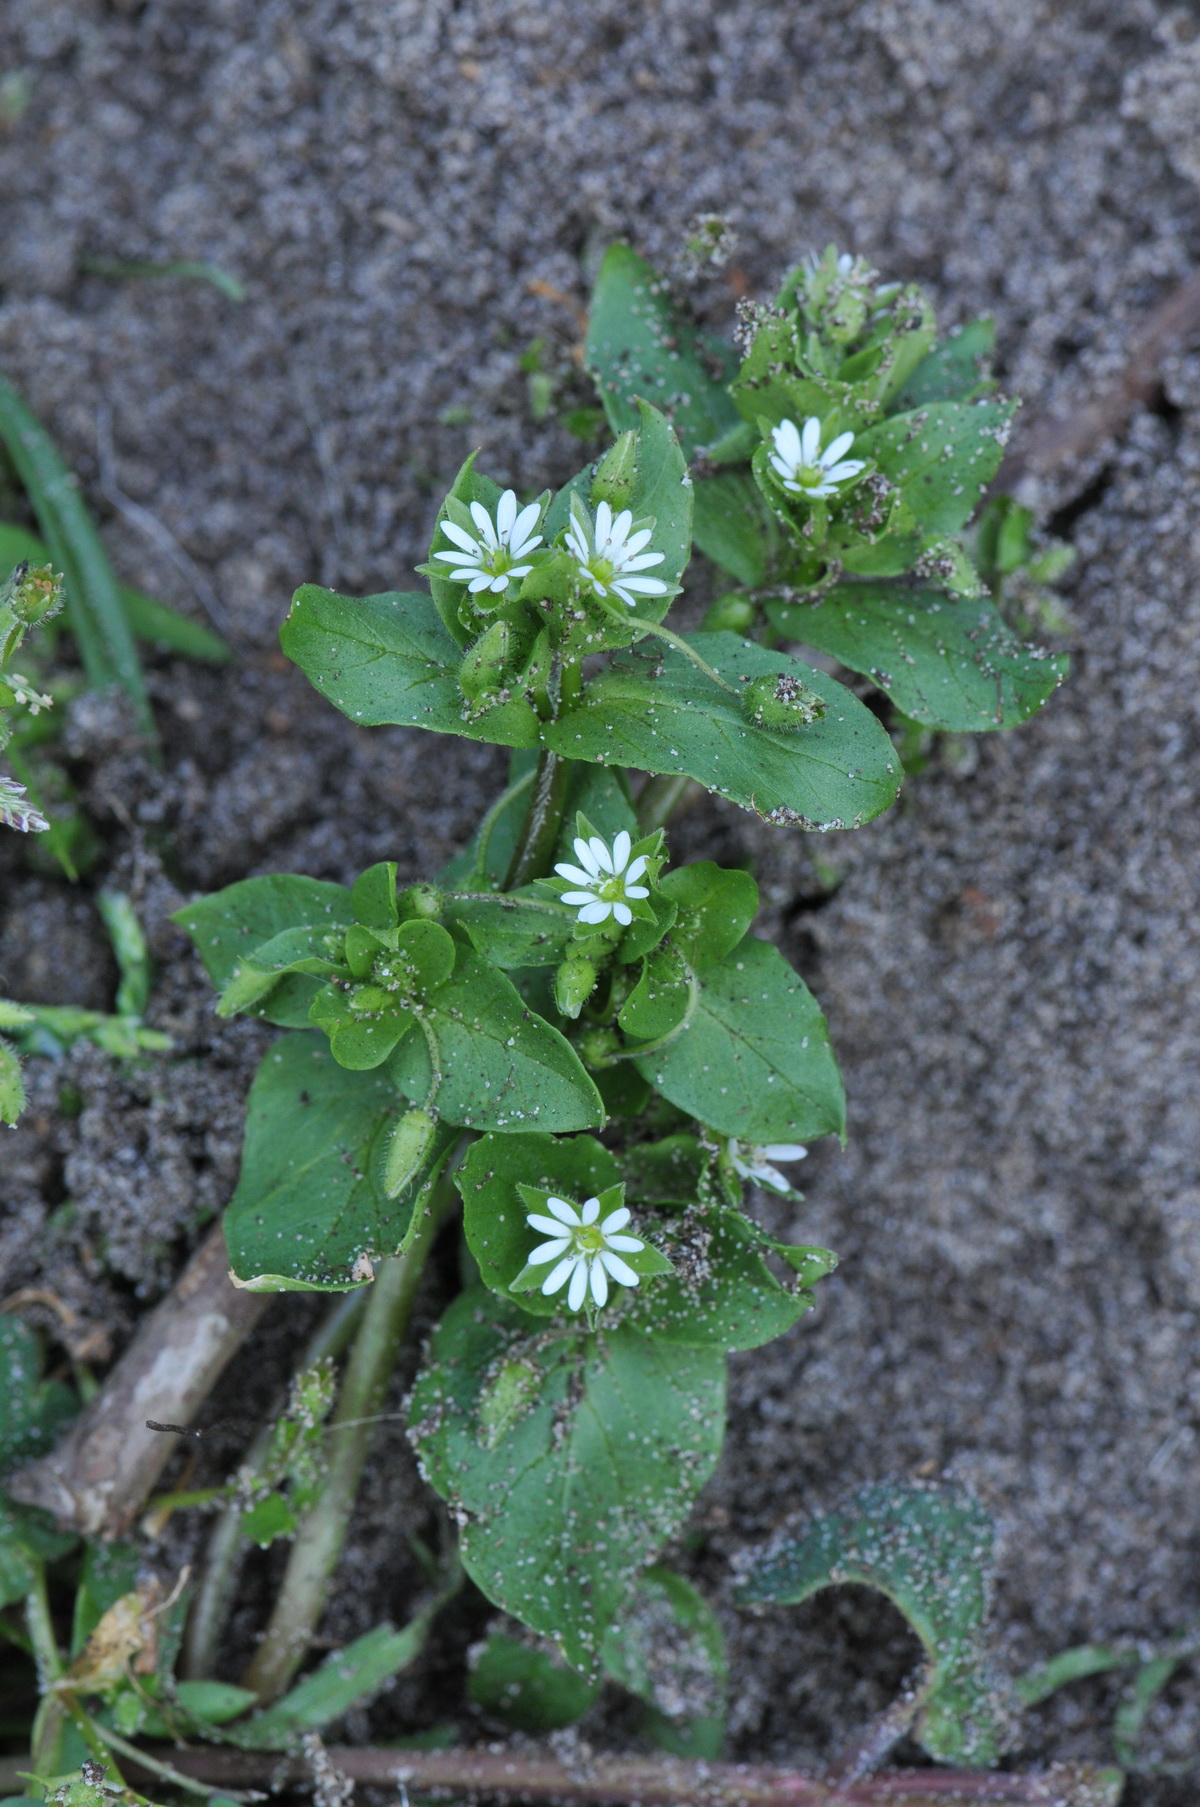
[
  {"x1": 423, "y1": 452, "x2": 503, "y2": 646},
  {"x1": 554, "y1": 955, "x2": 597, "y2": 1019},
  {"x1": 0, "y1": 1035, "x2": 26, "y2": 1126}
]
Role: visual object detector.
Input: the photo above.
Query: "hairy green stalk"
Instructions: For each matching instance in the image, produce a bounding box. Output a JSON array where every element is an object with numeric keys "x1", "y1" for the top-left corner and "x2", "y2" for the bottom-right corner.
[{"x1": 240, "y1": 1177, "x2": 456, "y2": 1704}]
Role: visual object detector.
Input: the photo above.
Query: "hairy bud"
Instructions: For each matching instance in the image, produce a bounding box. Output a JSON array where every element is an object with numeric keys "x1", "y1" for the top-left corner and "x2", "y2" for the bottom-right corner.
[{"x1": 384, "y1": 1107, "x2": 438, "y2": 1198}]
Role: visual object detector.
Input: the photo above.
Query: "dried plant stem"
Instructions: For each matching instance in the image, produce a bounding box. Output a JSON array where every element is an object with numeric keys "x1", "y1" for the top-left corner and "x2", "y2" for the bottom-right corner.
[
  {"x1": 6, "y1": 1224, "x2": 270, "y2": 1538},
  {"x1": 101, "y1": 1745, "x2": 1122, "y2": 1807},
  {"x1": 239, "y1": 1180, "x2": 455, "y2": 1704}
]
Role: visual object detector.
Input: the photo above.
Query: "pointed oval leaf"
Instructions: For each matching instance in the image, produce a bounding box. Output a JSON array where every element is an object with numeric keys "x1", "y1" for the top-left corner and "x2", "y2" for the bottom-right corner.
[
  {"x1": 767, "y1": 583, "x2": 1067, "y2": 731},
  {"x1": 543, "y1": 632, "x2": 901, "y2": 830}
]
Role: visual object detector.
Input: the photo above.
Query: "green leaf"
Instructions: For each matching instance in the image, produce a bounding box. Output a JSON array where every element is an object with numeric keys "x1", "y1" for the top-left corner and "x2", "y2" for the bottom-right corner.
[
  {"x1": 224, "y1": 1033, "x2": 450, "y2": 1290},
  {"x1": 410, "y1": 1290, "x2": 725, "y2": 1669},
  {"x1": 853, "y1": 401, "x2": 1016, "y2": 537},
  {"x1": 443, "y1": 891, "x2": 577, "y2": 969},
  {"x1": 136, "y1": 1679, "x2": 259, "y2": 1737},
  {"x1": 241, "y1": 1492, "x2": 297, "y2": 1547},
  {"x1": 767, "y1": 583, "x2": 1067, "y2": 732},
  {"x1": 458, "y1": 1132, "x2": 621, "y2": 1315},
  {"x1": 71, "y1": 1541, "x2": 140, "y2": 1653},
  {"x1": 468, "y1": 1630, "x2": 599, "y2": 1731},
  {"x1": 691, "y1": 471, "x2": 778, "y2": 587},
  {"x1": 735, "y1": 1480, "x2": 1019, "y2": 1766},
  {"x1": 544, "y1": 633, "x2": 901, "y2": 830},
  {"x1": 225, "y1": 1610, "x2": 443, "y2": 1749},
  {"x1": 586, "y1": 245, "x2": 742, "y2": 459},
  {"x1": 621, "y1": 1202, "x2": 820, "y2": 1351},
  {"x1": 606, "y1": 399, "x2": 693, "y2": 612},
  {"x1": 173, "y1": 875, "x2": 355, "y2": 1029},
  {"x1": 618, "y1": 943, "x2": 691, "y2": 1040},
  {"x1": 659, "y1": 862, "x2": 758, "y2": 968},
  {"x1": 895, "y1": 320, "x2": 996, "y2": 407},
  {"x1": 633, "y1": 936, "x2": 844, "y2": 1144},
  {"x1": 0, "y1": 1496, "x2": 75, "y2": 1609},
  {"x1": 0, "y1": 1036, "x2": 25, "y2": 1126},
  {"x1": 602, "y1": 1565, "x2": 726, "y2": 1757},
  {"x1": 281, "y1": 584, "x2": 541, "y2": 749},
  {"x1": 0, "y1": 1316, "x2": 77, "y2": 1473},
  {"x1": 388, "y1": 947, "x2": 604, "y2": 1134}
]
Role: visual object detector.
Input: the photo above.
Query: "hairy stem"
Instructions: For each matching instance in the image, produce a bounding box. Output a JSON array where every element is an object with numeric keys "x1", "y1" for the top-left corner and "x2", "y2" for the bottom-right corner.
[
  {"x1": 504, "y1": 748, "x2": 572, "y2": 889},
  {"x1": 99, "y1": 1744, "x2": 1122, "y2": 1807},
  {"x1": 470, "y1": 766, "x2": 536, "y2": 885},
  {"x1": 181, "y1": 1288, "x2": 366, "y2": 1681},
  {"x1": 239, "y1": 1177, "x2": 456, "y2": 1704}
]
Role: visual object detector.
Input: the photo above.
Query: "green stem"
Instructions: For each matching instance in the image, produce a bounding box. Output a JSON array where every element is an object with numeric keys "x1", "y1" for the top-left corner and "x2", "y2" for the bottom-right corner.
[
  {"x1": 23, "y1": 1563, "x2": 61, "y2": 1690},
  {"x1": 623, "y1": 615, "x2": 741, "y2": 697},
  {"x1": 503, "y1": 748, "x2": 572, "y2": 889},
  {"x1": 86, "y1": 1716, "x2": 250, "y2": 1802},
  {"x1": 239, "y1": 1176, "x2": 456, "y2": 1705},
  {"x1": 635, "y1": 773, "x2": 699, "y2": 833},
  {"x1": 181, "y1": 1288, "x2": 366, "y2": 1681},
  {"x1": 470, "y1": 767, "x2": 535, "y2": 885}
]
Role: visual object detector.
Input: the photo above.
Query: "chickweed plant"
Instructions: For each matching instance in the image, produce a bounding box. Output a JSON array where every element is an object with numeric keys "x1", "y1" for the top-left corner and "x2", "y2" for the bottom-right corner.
[{"x1": 15, "y1": 249, "x2": 1168, "y2": 1798}]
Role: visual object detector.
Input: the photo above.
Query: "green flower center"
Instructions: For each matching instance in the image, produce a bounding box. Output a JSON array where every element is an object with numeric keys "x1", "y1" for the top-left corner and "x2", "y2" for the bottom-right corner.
[
  {"x1": 797, "y1": 463, "x2": 825, "y2": 488},
  {"x1": 585, "y1": 554, "x2": 616, "y2": 590},
  {"x1": 574, "y1": 1223, "x2": 607, "y2": 1255}
]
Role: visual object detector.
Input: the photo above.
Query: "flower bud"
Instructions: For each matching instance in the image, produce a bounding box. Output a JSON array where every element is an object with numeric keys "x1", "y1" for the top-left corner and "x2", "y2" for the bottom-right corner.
[
  {"x1": 384, "y1": 1107, "x2": 438, "y2": 1198},
  {"x1": 397, "y1": 882, "x2": 443, "y2": 921},
  {"x1": 577, "y1": 1024, "x2": 621, "y2": 1068},
  {"x1": 701, "y1": 592, "x2": 756, "y2": 634},
  {"x1": 741, "y1": 672, "x2": 827, "y2": 732},
  {"x1": 349, "y1": 982, "x2": 390, "y2": 1015},
  {"x1": 554, "y1": 955, "x2": 597, "y2": 1020}
]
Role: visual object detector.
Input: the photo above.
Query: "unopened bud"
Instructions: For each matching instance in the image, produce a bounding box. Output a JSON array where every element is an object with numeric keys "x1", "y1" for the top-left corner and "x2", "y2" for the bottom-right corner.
[
  {"x1": 577, "y1": 1024, "x2": 621, "y2": 1068},
  {"x1": 384, "y1": 1107, "x2": 437, "y2": 1198},
  {"x1": 349, "y1": 982, "x2": 390, "y2": 1015},
  {"x1": 396, "y1": 882, "x2": 443, "y2": 922},
  {"x1": 702, "y1": 592, "x2": 756, "y2": 634},
  {"x1": 554, "y1": 956, "x2": 597, "y2": 1020},
  {"x1": 741, "y1": 672, "x2": 826, "y2": 732}
]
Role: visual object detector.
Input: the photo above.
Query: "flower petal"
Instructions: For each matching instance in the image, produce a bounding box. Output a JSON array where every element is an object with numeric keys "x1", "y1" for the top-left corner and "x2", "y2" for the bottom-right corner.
[
  {"x1": 763, "y1": 1144, "x2": 808, "y2": 1162},
  {"x1": 606, "y1": 1233, "x2": 645, "y2": 1253},
  {"x1": 469, "y1": 500, "x2": 498, "y2": 546},
  {"x1": 554, "y1": 862, "x2": 595, "y2": 887},
  {"x1": 599, "y1": 1251, "x2": 639, "y2": 1287},
  {"x1": 612, "y1": 901, "x2": 632, "y2": 926},
  {"x1": 440, "y1": 520, "x2": 481, "y2": 553},
  {"x1": 589, "y1": 1260, "x2": 609, "y2": 1307},
  {"x1": 824, "y1": 431, "x2": 856, "y2": 465},
  {"x1": 529, "y1": 1237, "x2": 572, "y2": 1264},
  {"x1": 560, "y1": 890, "x2": 602, "y2": 907},
  {"x1": 580, "y1": 1196, "x2": 600, "y2": 1225},
  {"x1": 573, "y1": 837, "x2": 602, "y2": 877},
  {"x1": 567, "y1": 1260, "x2": 589, "y2": 1310},
  {"x1": 546, "y1": 1196, "x2": 581, "y2": 1225},
  {"x1": 600, "y1": 1205, "x2": 630, "y2": 1233},
  {"x1": 496, "y1": 489, "x2": 517, "y2": 537},
  {"x1": 773, "y1": 419, "x2": 801, "y2": 461},
  {"x1": 618, "y1": 575, "x2": 668, "y2": 593},
  {"x1": 801, "y1": 418, "x2": 822, "y2": 462},
  {"x1": 625, "y1": 855, "x2": 647, "y2": 883},
  {"x1": 611, "y1": 830, "x2": 632, "y2": 872},
  {"x1": 588, "y1": 836, "x2": 614, "y2": 874},
  {"x1": 542, "y1": 1256, "x2": 576, "y2": 1296},
  {"x1": 526, "y1": 1212, "x2": 573, "y2": 1236},
  {"x1": 577, "y1": 901, "x2": 611, "y2": 924},
  {"x1": 624, "y1": 885, "x2": 649, "y2": 900},
  {"x1": 512, "y1": 501, "x2": 542, "y2": 547},
  {"x1": 594, "y1": 500, "x2": 612, "y2": 542}
]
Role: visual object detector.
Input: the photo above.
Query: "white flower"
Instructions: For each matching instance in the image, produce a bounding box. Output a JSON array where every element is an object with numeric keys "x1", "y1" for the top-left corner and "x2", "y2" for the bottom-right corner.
[
  {"x1": 433, "y1": 489, "x2": 542, "y2": 595},
  {"x1": 728, "y1": 1139, "x2": 808, "y2": 1195},
  {"x1": 564, "y1": 498, "x2": 668, "y2": 609},
  {"x1": 525, "y1": 1194, "x2": 645, "y2": 1310},
  {"x1": 7, "y1": 674, "x2": 52, "y2": 714},
  {"x1": 554, "y1": 829, "x2": 649, "y2": 928},
  {"x1": 769, "y1": 417, "x2": 865, "y2": 500}
]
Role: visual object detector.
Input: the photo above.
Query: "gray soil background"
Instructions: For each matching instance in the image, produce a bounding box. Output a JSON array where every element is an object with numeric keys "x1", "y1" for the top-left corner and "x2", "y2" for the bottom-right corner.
[{"x1": 1, "y1": 0, "x2": 1199, "y2": 1795}]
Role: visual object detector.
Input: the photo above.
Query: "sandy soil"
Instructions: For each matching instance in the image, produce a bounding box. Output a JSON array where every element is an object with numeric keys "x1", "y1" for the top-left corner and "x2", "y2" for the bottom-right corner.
[{"x1": 1, "y1": 0, "x2": 1198, "y2": 1796}]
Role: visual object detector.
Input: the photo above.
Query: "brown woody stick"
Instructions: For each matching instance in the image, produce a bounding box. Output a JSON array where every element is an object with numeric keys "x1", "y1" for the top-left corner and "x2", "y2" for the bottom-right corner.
[
  {"x1": 100, "y1": 1746, "x2": 1121, "y2": 1807},
  {"x1": 5, "y1": 1223, "x2": 269, "y2": 1537}
]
